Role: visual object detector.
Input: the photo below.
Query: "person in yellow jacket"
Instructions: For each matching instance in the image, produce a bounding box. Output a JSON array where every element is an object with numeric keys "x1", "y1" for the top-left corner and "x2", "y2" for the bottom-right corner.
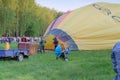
[{"x1": 5, "y1": 42, "x2": 10, "y2": 50}]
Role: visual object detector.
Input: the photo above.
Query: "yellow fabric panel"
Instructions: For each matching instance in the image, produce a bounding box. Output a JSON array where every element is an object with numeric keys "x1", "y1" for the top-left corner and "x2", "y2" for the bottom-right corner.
[
  {"x1": 45, "y1": 35, "x2": 67, "y2": 50},
  {"x1": 56, "y1": 3, "x2": 120, "y2": 50},
  {"x1": 45, "y1": 35, "x2": 54, "y2": 50}
]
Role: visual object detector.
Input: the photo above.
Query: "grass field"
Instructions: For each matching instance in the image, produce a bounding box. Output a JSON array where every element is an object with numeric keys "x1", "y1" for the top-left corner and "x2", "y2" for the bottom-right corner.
[{"x1": 0, "y1": 43, "x2": 115, "y2": 80}]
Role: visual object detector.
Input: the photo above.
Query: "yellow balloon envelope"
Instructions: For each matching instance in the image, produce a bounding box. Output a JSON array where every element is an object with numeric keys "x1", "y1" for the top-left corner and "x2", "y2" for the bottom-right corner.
[{"x1": 45, "y1": 2, "x2": 120, "y2": 50}]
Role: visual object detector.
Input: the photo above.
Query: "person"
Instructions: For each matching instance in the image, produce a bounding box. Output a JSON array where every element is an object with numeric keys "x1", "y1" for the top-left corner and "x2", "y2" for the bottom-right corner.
[
  {"x1": 5, "y1": 42, "x2": 10, "y2": 50},
  {"x1": 39, "y1": 35, "x2": 46, "y2": 53},
  {"x1": 55, "y1": 44, "x2": 69, "y2": 61},
  {"x1": 17, "y1": 36, "x2": 21, "y2": 43},
  {"x1": 7, "y1": 36, "x2": 12, "y2": 44},
  {"x1": 21, "y1": 35, "x2": 28, "y2": 42},
  {"x1": 111, "y1": 42, "x2": 120, "y2": 80},
  {"x1": 53, "y1": 37, "x2": 58, "y2": 49}
]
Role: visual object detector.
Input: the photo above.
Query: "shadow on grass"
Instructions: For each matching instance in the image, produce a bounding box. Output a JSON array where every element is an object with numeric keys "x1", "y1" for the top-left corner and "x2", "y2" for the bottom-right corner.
[{"x1": 0, "y1": 57, "x2": 17, "y2": 61}]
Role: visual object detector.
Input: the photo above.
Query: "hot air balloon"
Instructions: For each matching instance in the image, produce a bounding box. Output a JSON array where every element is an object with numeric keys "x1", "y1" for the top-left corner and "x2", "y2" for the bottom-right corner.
[{"x1": 44, "y1": 2, "x2": 120, "y2": 50}]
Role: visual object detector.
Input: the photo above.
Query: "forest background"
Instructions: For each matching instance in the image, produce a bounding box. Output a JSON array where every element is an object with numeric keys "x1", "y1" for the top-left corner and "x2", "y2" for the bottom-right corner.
[{"x1": 0, "y1": 0, "x2": 63, "y2": 37}]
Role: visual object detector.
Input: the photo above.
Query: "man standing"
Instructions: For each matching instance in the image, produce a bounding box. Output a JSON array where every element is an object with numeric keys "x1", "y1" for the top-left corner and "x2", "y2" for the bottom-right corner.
[
  {"x1": 53, "y1": 37, "x2": 58, "y2": 49},
  {"x1": 111, "y1": 42, "x2": 120, "y2": 80},
  {"x1": 39, "y1": 35, "x2": 46, "y2": 53}
]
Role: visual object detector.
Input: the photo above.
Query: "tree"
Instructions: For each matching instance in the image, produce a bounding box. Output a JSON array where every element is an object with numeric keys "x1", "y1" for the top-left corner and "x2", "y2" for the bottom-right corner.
[
  {"x1": 0, "y1": 0, "x2": 60, "y2": 36},
  {"x1": 25, "y1": 24, "x2": 34, "y2": 37}
]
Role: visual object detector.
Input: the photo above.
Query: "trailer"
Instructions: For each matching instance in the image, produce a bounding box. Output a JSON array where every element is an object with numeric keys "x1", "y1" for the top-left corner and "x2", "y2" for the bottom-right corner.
[
  {"x1": 0, "y1": 49, "x2": 29, "y2": 61},
  {"x1": 0, "y1": 42, "x2": 38, "y2": 62}
]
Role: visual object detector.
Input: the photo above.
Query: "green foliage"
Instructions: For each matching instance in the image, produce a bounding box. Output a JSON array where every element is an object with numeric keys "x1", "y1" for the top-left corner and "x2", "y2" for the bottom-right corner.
[
  {"x1": 25, "y1": 24, "x2": 35, "y2": 37},
  {"x1": 0, "y1": 0, "x2": 61, "y2": 36},
  {"x1": 55, "y1": 12, "x2": 64, "y2": 19}
]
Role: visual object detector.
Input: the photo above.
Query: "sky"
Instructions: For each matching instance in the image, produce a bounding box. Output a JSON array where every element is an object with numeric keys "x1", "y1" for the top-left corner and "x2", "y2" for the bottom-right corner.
[{"x1": 35, "y1": 0, "x2": 120, "y2": 12}]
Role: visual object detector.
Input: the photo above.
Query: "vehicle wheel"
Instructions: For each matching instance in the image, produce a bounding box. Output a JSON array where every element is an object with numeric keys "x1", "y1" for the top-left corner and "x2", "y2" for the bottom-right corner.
[{"x1": 17, "y1": 54, "x2": 24, "y2": 61}]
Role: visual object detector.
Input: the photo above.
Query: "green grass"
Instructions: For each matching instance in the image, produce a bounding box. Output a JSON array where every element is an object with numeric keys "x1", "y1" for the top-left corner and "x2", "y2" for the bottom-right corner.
[{"x1": 0, "y1": 43, "x2": 115, "y2": 80}]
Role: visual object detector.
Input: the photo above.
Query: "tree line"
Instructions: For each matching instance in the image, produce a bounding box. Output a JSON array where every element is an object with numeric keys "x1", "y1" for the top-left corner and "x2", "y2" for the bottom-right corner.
[{"x1": 0, "y1": 0, "x2": 63, "y2": 37}]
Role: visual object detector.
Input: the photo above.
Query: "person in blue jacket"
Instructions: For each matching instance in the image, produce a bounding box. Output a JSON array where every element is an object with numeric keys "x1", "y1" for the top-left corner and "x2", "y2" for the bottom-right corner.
[
  {"x1": 111, "y1": 42, "x2": 120, "y2": 80},
  {"x1": 55, "y1": 44, "x2": 69, "y2": 61}
]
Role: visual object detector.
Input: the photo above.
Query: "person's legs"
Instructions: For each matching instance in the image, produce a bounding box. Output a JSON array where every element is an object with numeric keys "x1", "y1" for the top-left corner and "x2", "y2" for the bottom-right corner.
[
  {"x1": 41, "y1": 46, "x2": 44, "y2": 53},
  {"x1": 60, "y1": 52, "x2": 68, "y2": 61},
  {"x1": 39, "y1": 45, "x2": 42, "y2": 53},
  {"x1": 43, "y1": 45, "x2": 45, "y2": 53},
  {"x1": 60, "y1": 53, "x2": 64, "y2": 59}
]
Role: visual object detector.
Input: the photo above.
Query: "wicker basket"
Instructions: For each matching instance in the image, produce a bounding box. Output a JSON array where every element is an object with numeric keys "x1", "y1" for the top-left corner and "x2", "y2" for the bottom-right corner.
[{"x1": 18, "y1": 42, "x2": 38, "y2": 55}]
